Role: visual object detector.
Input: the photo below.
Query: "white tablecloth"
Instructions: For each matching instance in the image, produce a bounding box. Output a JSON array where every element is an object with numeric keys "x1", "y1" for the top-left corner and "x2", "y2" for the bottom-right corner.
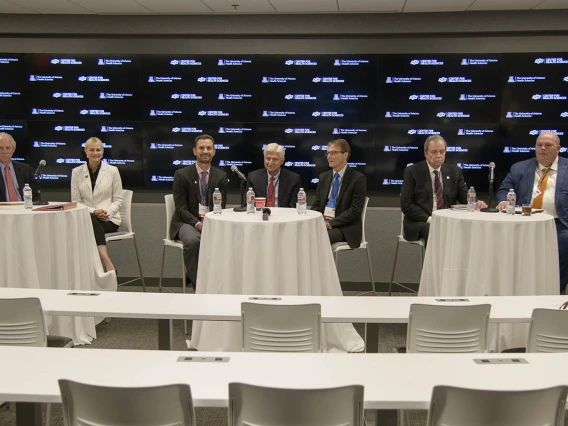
[
  {"x1": 0, "y1": 204, "x2": 117, "y2": 344},
  {"x1": 191, "y1": 207, "x2": 365, "y2": 353},
  {"x1": 419, "y1": 209, "x2": 559, "y2": 351}
]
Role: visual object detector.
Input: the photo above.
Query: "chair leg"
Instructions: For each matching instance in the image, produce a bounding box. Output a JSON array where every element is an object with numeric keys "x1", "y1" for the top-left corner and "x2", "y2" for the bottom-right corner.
[
  {"x1": 388, "y1": 240, "x2": 401, "y2": 296},
  {"x1": 132, "y1": 236, "x2": 146, "y2": 292},
  {"x1": 45, "y1": 403, "x2": 51, "y2": 426},
  {"x1": 182, "y1": 251, "x2": 187, "y2": 335},
  {"x1": 365, "y1": 247, "x2": 375, "y2": 296},
  {"x1": 158, "y1": 245, "x2": 166, "y2": 293}
]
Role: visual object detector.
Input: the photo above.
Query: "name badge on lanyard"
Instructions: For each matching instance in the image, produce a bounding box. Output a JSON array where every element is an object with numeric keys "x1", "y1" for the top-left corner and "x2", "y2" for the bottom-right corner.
[
  {"x1": 199, "y1": 203, "x2": 208, "y2": 221},
  {"x1": 324, "y1": 206, "x2": 336, "y2": 221}
]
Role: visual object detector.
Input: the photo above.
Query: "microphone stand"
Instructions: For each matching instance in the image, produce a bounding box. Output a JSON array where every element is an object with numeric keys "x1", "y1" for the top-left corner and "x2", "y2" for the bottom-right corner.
[
  {"x1": 481, "y1": 179, "x2": 498, "y2": 213},
  {"x1": 33, "y1": 174, "x2": 48, "y2": 206},
  {"x1": 233, "y1": 179, "x2": 248, "y2": 212}
]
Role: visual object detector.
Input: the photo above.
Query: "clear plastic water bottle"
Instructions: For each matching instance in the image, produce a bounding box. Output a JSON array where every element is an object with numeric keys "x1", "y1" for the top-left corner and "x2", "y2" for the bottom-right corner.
[
  {"x1": 212, "y1": 187, "x2": 222, "y2": 214},
  {"x1": 297, "y1": 188, "x2": 307, "y2": 215},
  {"x1": 506, "y1": 188, "x2": 516, "y2": 215},
  {"x1": 23, "y1": 183, "x2": 33, "y2": 209},
  {"x1": 246, "y1": 187, "x2": 255, "y2": 214},
  {"x1": 467, "y1": 186, "x2": 476, "y2": 212}
]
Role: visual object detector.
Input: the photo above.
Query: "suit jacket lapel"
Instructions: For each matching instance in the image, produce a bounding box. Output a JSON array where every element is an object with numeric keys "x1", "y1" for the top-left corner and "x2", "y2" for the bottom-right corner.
[
  {"x1": 555, "y1": 157, "x2": 567, "y2": 204},
  {"x1": 336, "y1": 166, "x2": 351, "y2": 207},
  {"x1": 188, "y1": 165, "x2": 200, "y2": 204},
  {"x1": 421, "y1": 161, "x2": 434, "y2": 209},
  {"x1": 524, "y1": 159, "x2": 538, "y2": 203},
  {"x1": 0, "y1": 165, "x2": 6, "y2": 201},
  {"x1": 93, "y1": 162, "x2": 107, "y2": 197},
  {"x1": 321, "y1": 170, "x2": 333, "y2": 207},
  {"x1": 441, "y1": 163, "x2": 453, "y2": 204}
]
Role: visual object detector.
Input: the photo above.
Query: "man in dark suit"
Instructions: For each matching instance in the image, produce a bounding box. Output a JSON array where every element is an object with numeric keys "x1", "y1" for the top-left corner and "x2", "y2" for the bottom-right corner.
[
  {"x1": 496, "y1": 131, "x2": 568, "y2": 293},
  {"x1": 247, "y1": 143, "x2": 301, "y2": 208},
  {"x1": 311, "y1": 138, "x2": 367, "y2": 248},
  {"x1": 400, "y1": 135, "x2": 486, "y2": 242},
  {"x1": 170, "y1": 134, "x2": 228, "y2": 287},
  {"x1": 0, "y1": 132, "x2": 35, "y2": 202}
]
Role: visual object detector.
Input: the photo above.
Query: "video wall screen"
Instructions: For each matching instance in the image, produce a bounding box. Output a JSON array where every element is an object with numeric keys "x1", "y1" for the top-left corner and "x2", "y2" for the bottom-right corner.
[{"x1": 1, "y1": 52, "x2": 567, "y2": 194}]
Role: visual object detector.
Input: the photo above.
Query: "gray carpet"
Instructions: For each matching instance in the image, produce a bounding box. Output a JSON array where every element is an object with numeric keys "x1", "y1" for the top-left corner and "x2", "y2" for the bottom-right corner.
[{"x1": 0, "y1": 286, "x2": 427, "y2": 426}]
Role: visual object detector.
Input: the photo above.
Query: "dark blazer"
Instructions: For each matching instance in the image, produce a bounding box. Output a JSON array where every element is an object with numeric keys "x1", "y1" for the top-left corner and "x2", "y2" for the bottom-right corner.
[
  {"x1": 170, "y1": 164, "x2": 228, "y2": 239},
  {"x1": 0, "y1": 161, "x2": 35, "y2": 202},
  {"x1": 400, "y1": 160, "x2": 468, "y2": 241},
  {"x1": 247, "y1": 167, "x2": 301, "y2": 208},
  {"x1": 311, "y1": 166, "x2": 367, "y2": 248},
  {"x1": 497, "y1": 156, "x2": 568, "y2": 228}
]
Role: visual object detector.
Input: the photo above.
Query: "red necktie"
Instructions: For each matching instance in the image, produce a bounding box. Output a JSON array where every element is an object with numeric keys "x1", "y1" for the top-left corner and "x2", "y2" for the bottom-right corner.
[
  {"x1": 4, "y1": 164, "x2": 20, "y2": 202},
  {"x1": 266, "y1": 176, "x2": 275, "y2": 207},
  {"x1": 434, "y1": 170, "x2": 445, "y2": 210}
]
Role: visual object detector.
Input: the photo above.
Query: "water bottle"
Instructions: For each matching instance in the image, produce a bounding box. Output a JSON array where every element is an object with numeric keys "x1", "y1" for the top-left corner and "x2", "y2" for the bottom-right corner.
[
  {"x1": 23, "y1": 183, "x2": 33, "y2": 209},
  {"x1": 246, "y1": 187, "x2": 255, "y2": 214},
  {"x1": 467, "y1": 186, "x2": 476, "y2": 212},
  {"x1": 506, "y1": 188, "x2": 516, "y2": 215},
  {"x1": 212, "y1": 188, "x2": 222, "y2": 214},
  {"x1": 297, "y1": 188, "x2": 307, "y2": 215}
]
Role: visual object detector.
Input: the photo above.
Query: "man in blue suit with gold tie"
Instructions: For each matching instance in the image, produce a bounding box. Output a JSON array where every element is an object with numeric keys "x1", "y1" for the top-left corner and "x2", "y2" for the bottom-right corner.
[{"x1": 497, "y1": 131, "x2": 568, "y2": 293}]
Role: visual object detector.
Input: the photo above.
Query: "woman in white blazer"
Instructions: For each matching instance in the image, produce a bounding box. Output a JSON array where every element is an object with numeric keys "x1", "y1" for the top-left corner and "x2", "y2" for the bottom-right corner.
[{"x1": 71, "y1": 137, "x2": 123, "y2": 272}]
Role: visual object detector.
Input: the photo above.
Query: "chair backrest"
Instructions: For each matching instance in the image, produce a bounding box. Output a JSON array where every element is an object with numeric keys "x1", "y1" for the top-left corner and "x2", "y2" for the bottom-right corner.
[
  {"x1": 164, "y1": 194, "x2": 175, "y2": 240},
  {"x1": 0, "y1": 298, "x2": 47, "y2": 347},
  {"x1": 118, "y1": 189, "x2": 133, "y2": 233},
  {"x1": 59, "y1": 379, "x2": 196, "y2": 426},
  {"x1": 527, "y1": 309, "x2": 568, "y2": 353},
  {"x1": 427, "y1": 385, "x2": 568, "y2": 426},
  {"x1": 241, "y1": 302, "x2": 321, "y2": 352},
  {"x1": 406, "y1": 304, "x2": 490, "y2": 353},
  {"x1": 360, "y1": 196, "x2": 369, "y2": 245},
  {"x1": 229, "y1": 383, "x2": 364, "y2": 426}
]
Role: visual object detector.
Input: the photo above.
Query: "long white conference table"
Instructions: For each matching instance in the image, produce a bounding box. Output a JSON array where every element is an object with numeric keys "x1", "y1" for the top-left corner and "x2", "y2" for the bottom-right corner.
[
  {"x1": 3, "y1": 347, "x2": 568, "y2": 426},
  {"x1": 1, "y1": 287, "x2": 567, "y2": 352}
]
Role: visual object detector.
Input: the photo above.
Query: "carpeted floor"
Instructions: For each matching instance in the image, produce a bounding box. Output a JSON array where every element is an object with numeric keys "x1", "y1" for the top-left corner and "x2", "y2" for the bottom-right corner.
[{"x1": 0, "y1": 286, "x2": 429, "y2": 426}]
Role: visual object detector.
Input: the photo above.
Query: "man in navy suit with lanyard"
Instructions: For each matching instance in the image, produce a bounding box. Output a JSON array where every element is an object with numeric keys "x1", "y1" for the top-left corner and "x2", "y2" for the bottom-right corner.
[
  {"x1": 311, "y1": 139, "x2": 367, "y2": 248},
  {"x1": 497, "y1": 131, "x2": 568, "y2": 293},
  {"x1": 170, "y1": 134, "x2": 228, "y2": 288},
  {"x1": 247, "y1": 143, "x2": 301, "y2": 208}
]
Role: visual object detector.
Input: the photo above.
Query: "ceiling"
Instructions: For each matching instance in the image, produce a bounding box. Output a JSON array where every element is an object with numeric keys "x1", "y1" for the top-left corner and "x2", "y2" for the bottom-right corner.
[{"x1": 0, "y1": 0, "x2": 566, "y2": 15}]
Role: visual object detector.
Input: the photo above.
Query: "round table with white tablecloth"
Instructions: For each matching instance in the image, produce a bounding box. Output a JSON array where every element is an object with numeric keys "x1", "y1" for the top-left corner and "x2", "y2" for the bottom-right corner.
[
  {"x1": 0, "y1": 204, "x2": 117, "y2": 344},
  {"x1": 419, "y1": 208, "x2": 559, "y2": 351},
  {"x1": 190, "y1": 207, "x2": 365, "y2": 353}
]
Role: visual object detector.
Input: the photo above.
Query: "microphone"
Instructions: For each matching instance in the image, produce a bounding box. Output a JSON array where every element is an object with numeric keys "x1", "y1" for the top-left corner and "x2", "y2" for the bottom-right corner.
[
  {"x1": 34, "y1": 159, "x2": 46, "y2": 179},
  {"x1": 262, "y1": 208, "x2": 271, "y2": 221},
  {"x1": 488, "y1": 162, "x2": 495, "y2": 184},
  {"x1": 230, "y1": 165, "x2": 247, "y2": 182}
]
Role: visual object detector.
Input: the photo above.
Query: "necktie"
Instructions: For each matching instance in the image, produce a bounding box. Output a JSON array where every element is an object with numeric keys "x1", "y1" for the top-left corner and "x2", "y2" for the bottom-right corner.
[
  {"x1": 327, "y1": 173, "x2": 340, "y2": 208},
  {"x1": 4, "y1": 164, "x2": 20, "y2": 202},
  {"x1": 266, "y1": 176, "x2": 275, "y2": 207},
  {"x1": 532, "y1": 167, "x2": 549, "y2": 209},
  {"x1": 199, "y1": 171, "x2": 208, "y2": 205},
  {"x1": 434, "y1": 170, "x2": 445, "y2": 210}
]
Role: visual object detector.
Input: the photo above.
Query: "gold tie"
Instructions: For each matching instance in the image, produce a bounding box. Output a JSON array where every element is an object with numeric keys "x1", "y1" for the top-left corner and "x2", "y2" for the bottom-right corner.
[{"x1": 532, "y1": 167, "x2": 549, "y2": 209}]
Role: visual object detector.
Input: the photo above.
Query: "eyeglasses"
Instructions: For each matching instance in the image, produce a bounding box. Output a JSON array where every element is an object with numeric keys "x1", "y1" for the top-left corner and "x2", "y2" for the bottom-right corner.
[{"x1": 325, "y1": 150, "x2": 345, "y2": 157}]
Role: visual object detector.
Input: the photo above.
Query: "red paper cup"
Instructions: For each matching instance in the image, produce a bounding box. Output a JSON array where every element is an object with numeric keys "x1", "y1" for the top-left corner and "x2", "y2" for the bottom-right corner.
[{"x1": 255, "y1": 198, "x2": 266, "y2": 209}]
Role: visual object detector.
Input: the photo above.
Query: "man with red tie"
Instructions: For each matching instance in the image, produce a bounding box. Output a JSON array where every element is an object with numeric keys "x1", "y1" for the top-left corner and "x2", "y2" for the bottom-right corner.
[
  {"x1": 400, "y1": 135, "x2": 487, "y2": 243},
  {"x1": 496, "y1": 131, "x2": 568, "y2": 293},
  {"x1": 247, "y1": 143, "x2": 301, "y2": 208},
  {"x1": 0, "y1": 132, "x2": 35, "y2": 203}
]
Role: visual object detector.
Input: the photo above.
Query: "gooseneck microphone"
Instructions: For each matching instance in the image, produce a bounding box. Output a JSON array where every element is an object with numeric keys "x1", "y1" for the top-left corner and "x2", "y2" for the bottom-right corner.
[
  {"x1": 488, "y1": 161, "x2": 495, "y2": 184},
  {"x1": 230, "y1": 165, "x2": 247, "y2": 182},
  {"x1": 481, "y1": 161, "x2": 498, "y2": 213},
  {"x1": 231, "y1": 165, "x2": 248, "y2": 212},
  {"x1": 34, "y1": 159, "x2": 46, "y2": 179},
  {"x1": 262, "y1": 208, "x2": 271, "y2": 221}
]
